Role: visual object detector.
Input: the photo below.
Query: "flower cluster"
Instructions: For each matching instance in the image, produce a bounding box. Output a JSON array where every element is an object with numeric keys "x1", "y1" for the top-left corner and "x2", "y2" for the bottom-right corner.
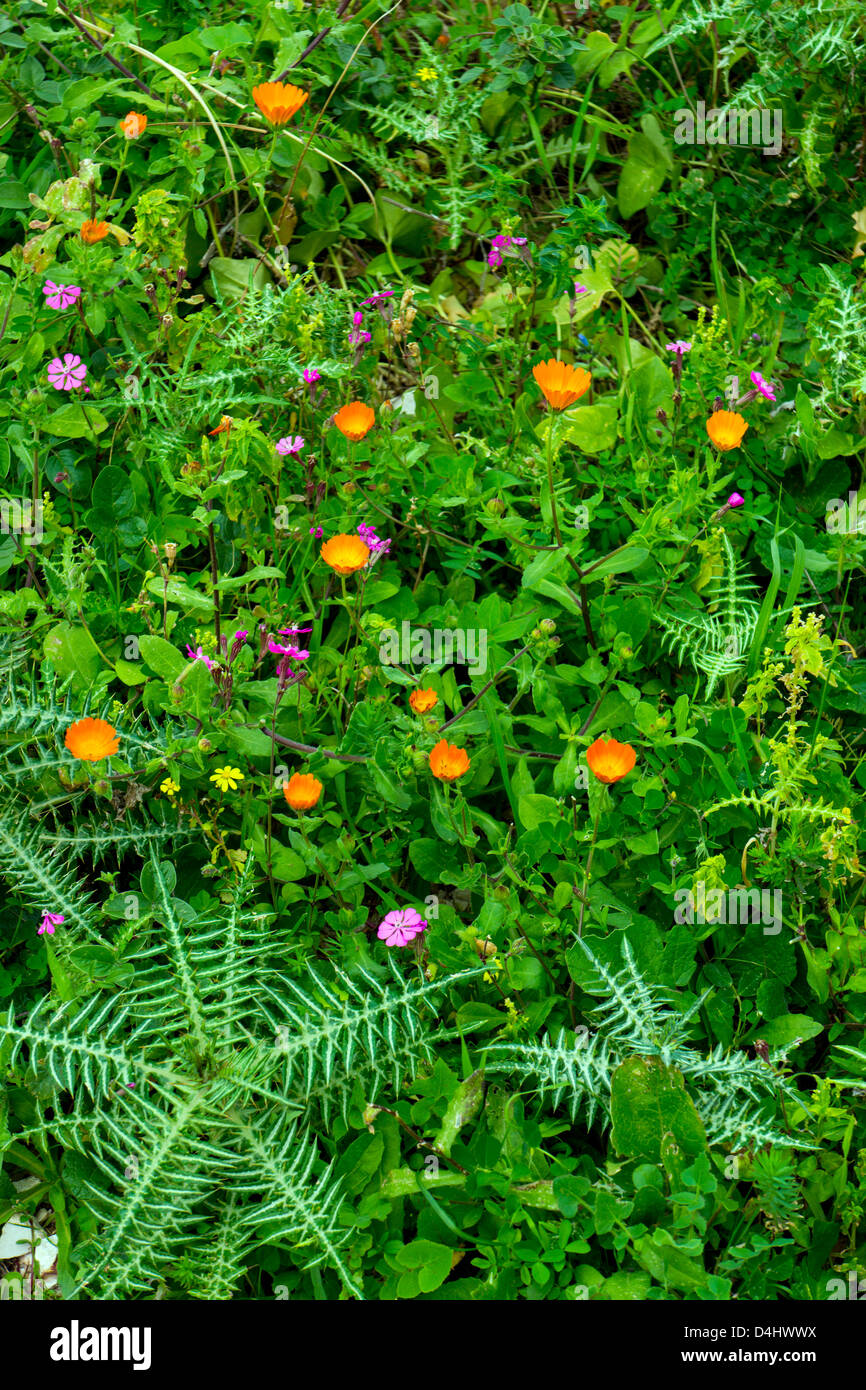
[
  {"x1": 357, "y1": 521, "x2": 391, "y2": 563},
  {"x1": 347, "y1": 290, "x2": 394, "y2": 352},
  {"x1": 488, "y1": 232, "x2": 528, "y2": 270}
]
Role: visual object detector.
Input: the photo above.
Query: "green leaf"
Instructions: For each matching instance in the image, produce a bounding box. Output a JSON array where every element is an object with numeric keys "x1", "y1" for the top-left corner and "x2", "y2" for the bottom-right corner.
[
  {"x1": 617, "y1": 134, "x2": 669, "y2": 217},
  {"x1": 145, "y1": 577, "x2": 214, "y2": 614},
  {"x1": 632, "y1": 1234, "x2": 708, "y2": 1293},
  {"x1": 43, "y1": 623, "x2": 103, "y2": 689},
  {"x1": 91, "y1": 466, "x2": 136, "y2": 521},
  {"x1": 610, "y1": 1056, "x2": 707, "y2": 1164},
  {"x1": 138, "y1": 635, "x2": 187, "y2": 682},
  {"x1": 752, "y1": 1014, "x2": 823, "y2": 1048},
  {"x1": 517, "y1": 793, "x2": 560, "y2": 830},
  {"x1": 582, "y1": 545, "x2": 650, "y2": 581},
  {"x1": 394, "y1": 1238, "x2": 453, "y2": 1294},
  {"x1": 114, "y1": 658, "x2": 148, "y2": 685},
  {"x1": 560, "y1": 400, "x2": 619, "y2": 453},
  {"x1": 209, "y1": 257, "x2": 271, "y2": 300},
  {"x1": 45, "y1": 403, "x2": 108, "y2": 439},
  {"x1": 454, "y1": 1002, "x2": 504, "y2": 1034}
]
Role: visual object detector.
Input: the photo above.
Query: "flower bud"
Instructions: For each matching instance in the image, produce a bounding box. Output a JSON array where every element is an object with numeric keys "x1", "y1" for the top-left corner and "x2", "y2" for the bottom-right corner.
[
  {"x1": 485, "y1": 498, "x2": 506, "y2": 515},
  {"x1": 539, "y1": 618, "x2": 556, "y2": 636}
]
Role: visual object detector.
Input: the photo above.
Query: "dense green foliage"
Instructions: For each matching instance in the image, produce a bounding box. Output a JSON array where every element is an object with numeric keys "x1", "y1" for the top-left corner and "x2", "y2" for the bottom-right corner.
[{"x1": 1, "y1": 0, "x2": 865, "y2": 1302}]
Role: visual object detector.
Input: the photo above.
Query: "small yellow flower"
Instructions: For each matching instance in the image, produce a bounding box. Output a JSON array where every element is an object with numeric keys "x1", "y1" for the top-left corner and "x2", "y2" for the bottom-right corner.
[
  {"x1": 160, "y1": 777, "x2": 180, "y2": 797},
  {"x1": 210, "y1": 766, "x2": 244, "y2": 792},
  {"x1": 416, "y1": 66, "x2": 438, "y2": 81}
]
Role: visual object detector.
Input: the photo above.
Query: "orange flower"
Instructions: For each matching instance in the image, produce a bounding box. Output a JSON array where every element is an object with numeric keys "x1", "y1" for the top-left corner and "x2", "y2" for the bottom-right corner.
[
  {"x1": 209, "y1": 415, "x2": 233, "y2": 436},
  {"x1": 532, "y1": 358, "x2": 591, "y2": 410},
  {"x1": 252, "y1": 82, "x2": 309, "y2": 126},
  {"x1": 283, "y1": 772, "x2": 323, "y2": 810},
  {"x1": 121, "y1": 111, "x2": 147, "y2": 139},
  {"x1": 429, "y1": 739, "x2": 470, "y2": 781},
  {"x1": 706, "y1": 410, "x2": 748, "y2": 451},
  {"x1": 320, "y1": 533, "x2": 371, "y2": 575},
  {"x1": 64, "y1": 717, "x2": 120, "y2": 762},
  {"x1": 80, "y1": 219, "x2": 109, "y2": 244},
  {"x1": 409, "y1": 688, "x2": 438, "y2": 715},
  {"x1": 586, "y1": 736, "x2": 636, "y2": 785},
  {"x1": 333, "y1": 401, "x2": 376, "y2": 442}
]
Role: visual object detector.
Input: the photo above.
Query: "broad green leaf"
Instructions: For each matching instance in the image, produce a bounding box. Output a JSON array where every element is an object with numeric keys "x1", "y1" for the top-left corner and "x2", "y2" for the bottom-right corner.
[{"x1": 610, "y1": 1056, "x2": 707, "y2": 1164}]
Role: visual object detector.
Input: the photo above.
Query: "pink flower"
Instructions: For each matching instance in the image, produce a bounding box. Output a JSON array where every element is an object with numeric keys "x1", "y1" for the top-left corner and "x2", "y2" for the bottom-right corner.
[
  {"x1": 665, "y1": 340, "x2": 691, "y2": 355},
  {"x1": 43, "y1": 281, "x2": 82, "y2": 311},
  {"x1": 302, "y1": 368, "x2": 320, "y2": 384},
  {"x1": 348, "y1": 328, "x2": 371, "y2": 347},
  {"x1": 186, "y1": 644, "x2": 215, "y2": 670},
  {"x1": 358, "y1": 521, "x2": 391, "y2": 559},
  {"x1": 487, "y1": 233, "x2": 529, "y2": 270},
  {"x1": 38, "y1": 910, "x2": 65, "y2": 936},
  {"x1": 309, "y1": 525, "x2": 324, "y2": 538},
  {"x1": 377, "y1": 908, "x2": 428, "y2": 947},
  {"x1": 352, "y1": 310, "x2": 364, "y2": 327},
  {"x1": 278, "y1": 625, "x2": 313, "y2": 636},
  {"x1": 750, "y1": 371, "x2": 776, "y2": 402},
  {"x1": 574, "y1": 282, "x2": 588, "y2": 294},
  {"x1": 276, "y1": 435, "x2": 304, "y2": 455},
  {"x1": 361, "y1": 289, "x2": 394, "y2": 308},
  {"x1": 268, "y1": 638, "x2": 310, "y2": 659},
  {"x1": 47, "y1": 353, "x2": 87, "y2": 390},
  {"x1": 727, "y1": 492, "x2": 745, "y2": 507}
]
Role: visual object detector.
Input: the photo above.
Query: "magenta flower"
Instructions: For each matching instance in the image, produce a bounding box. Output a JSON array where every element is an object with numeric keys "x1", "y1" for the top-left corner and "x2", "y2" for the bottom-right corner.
[
  {"x1": 750, "y1": 371, "x2": 776, "y2": 402},
  {"x1": 487, "y1": 233, "x2": 529, "y2": 270},
  {"x1": 302, "y1": 368, "x2": 320, "y2": 384},
  {"x1": 348, "y1": 327, "x2": 371, "y2": 347},
  {"x1": 47, "y1": 353, "x2": 87, "y2": 390},
  {"x1": 361, "y1": 289, "x2": 394, "y2": 307},
  {"x1": 727, "y1": 492, "x2": 745, "y2": 507},
  {"x1": 665, "y1": 340, "x2": 692, "y2": 355},
  {"x1": 43, "y1": 281, "x2": 82, "y2": 311},
  {"x1": 309, "y1": 525, "x2": 324, "y2": 538},
  {"x1": 278, "y1": 625, "x2": 313, "y2": 636},
  {"x1": 377, "y1": 908, "x2": 428, "y2": 947},
  {"x1": 574, "y1": 282, "x2": 588, "y2": 295},
  {"x1": 228, "y1": 630, "x2": 248, "y2": 663},
  {"x1": 186, "y1": 644, "x2": 215, "y2": 670},
  {"x1": 38, "y1": 910, "x2": 65, "y2": 936},
  {"x1": 358, "y1": 521, "x2": 391, "y2": 560},
  {"x1": 268, "y1": 638, "x2": 310, "y2": 659},
  {"x1": 276, "y1": 435, "x2": 304, "y2": 455}
]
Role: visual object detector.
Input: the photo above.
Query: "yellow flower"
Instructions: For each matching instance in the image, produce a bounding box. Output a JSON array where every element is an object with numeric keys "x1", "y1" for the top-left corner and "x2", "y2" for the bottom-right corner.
[
  {"x1": 416, "y1": 67, "x2": 438, "y2": 81},
  {"x1": 210, "y1": 766, "x2": 244, "y2": 792},
  {"x1": 160, "y1": 777, "x2": 180, "y2": 797}
]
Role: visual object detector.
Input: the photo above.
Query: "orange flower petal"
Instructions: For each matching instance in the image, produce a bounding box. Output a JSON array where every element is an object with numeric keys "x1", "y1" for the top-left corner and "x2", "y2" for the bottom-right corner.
[
  {"x1": 283, "y1": 772, "x2": 323, "y2": 809},
  {"x1": 706, "y1": 410, "x2": 748, "y2": 451},
  {"x1": 121, "y1": 111, "x2": 147, "y2": 138},
  {"x1": 320, "y1": 534, "x2": 371, "y2": 575},
  {"x1": 64, "y1": 717, "x2": 120, "y2": 762},
  {"x1": 586, "y1": 736, "x2": 636, "y2": 784},
  {"x1": 429, "y1": 738, "x2": 470, "y2": 781},
  {"x1": 252, "y1": 82, "x2": 309, "y2": 126},
  {"x1": 409, "y1": 688, "x2": 438, "y2": 714},
  {"x1": 532, "y1": 358, "x2": 591, "y2": 410},
  {"x1": 333, "y1": 401, "x2": 375, "y2": 442},
  {"x1": 80, "y1": 219, "x2": 110, "y2": 244}
]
